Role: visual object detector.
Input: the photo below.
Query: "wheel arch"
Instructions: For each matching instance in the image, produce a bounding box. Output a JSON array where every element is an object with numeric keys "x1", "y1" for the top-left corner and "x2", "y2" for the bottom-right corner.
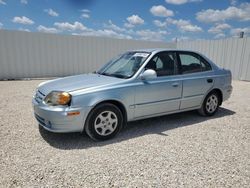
[
  {"x1": 208, "y1": 88, "x2": 223, "y2": 106},
  {"x1": 84, "y1": 99, "x2": 128, "y2": 131}
]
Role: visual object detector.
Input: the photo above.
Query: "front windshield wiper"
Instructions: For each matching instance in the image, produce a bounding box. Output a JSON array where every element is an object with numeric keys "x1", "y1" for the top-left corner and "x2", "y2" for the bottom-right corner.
[
  {"x1": 109, "y1": 73, "x2": 129, "y2": 79},
  {"x1": 98, "y1": 72, "x2": 129, "y2": 79},
  {"x1": 98, "y1": 72, "x2": 111, "y2": 76}
]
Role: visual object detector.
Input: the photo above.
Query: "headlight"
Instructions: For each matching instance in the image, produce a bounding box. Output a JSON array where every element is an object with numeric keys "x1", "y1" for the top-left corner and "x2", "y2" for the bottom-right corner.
[{"x1": 44, "y1": 91, "x2": 71, "y2": 106}]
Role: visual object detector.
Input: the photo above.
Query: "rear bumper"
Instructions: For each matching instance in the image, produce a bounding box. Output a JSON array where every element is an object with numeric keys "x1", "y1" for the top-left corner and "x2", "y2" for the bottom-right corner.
[
  {"x1": 32, "y1": 98, "x2": 91, "y2": 133},
  {"x1": 223, "y1": 85, "x2": 233, "y2": 102}
]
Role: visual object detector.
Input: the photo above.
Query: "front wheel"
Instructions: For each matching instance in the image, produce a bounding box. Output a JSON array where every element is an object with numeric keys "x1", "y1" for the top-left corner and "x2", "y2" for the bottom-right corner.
[
  {"x1": 85, "y1": 103, "x2": 123, "y2": 141},
  {"x1": 198, "y1": 92, "x2": 220, "y2": 116}
]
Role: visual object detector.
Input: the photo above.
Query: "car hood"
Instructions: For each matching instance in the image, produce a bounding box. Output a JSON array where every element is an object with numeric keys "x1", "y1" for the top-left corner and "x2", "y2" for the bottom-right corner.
[{"x1": 38, "y1": 73, "x2": 124, "y2": 95}]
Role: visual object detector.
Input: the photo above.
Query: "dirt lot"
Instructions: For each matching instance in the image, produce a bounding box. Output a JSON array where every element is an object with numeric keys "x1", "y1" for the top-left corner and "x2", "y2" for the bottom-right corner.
[{"x1": 0, "y1": 80, "x2": 249, "y2": 187}]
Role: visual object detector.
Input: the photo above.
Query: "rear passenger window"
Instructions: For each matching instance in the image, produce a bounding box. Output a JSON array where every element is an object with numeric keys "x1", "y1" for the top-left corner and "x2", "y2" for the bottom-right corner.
[{"x1": 179, "y1": 53, "x2": 211, "y2": 74}]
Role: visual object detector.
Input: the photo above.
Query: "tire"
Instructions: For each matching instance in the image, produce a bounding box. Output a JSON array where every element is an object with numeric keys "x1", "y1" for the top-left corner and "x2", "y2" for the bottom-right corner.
[
  {"x1": 198, "y1": 91, "x2": 220, "y2": 116},
  {"x1": 85, "y1": 103, "x2": 123, "y2": 141}
]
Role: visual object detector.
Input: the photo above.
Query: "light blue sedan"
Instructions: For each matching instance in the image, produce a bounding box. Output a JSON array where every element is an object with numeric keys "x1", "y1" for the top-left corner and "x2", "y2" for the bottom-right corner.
[{"x1": 33, "y1": 49, "x2": 232, "y2": 141}]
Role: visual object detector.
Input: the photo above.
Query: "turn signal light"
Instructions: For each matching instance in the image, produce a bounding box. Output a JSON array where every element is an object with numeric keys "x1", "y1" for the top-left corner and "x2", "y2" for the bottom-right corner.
[{"x1": 67, "y1": 111, "x2": 80, "y2": 116}]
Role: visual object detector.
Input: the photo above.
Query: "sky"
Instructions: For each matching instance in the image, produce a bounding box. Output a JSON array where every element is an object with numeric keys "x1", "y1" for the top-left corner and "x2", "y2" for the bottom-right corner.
[{"x1": 0, "y1": 0, "x2": 250, "y2": 42}]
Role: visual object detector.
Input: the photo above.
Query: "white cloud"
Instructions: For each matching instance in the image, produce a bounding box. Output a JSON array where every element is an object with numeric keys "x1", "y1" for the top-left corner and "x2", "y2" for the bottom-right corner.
[
  {"x1": 136, "y1": 29, "x2": 168, "y2": 41},
  {"x1": 81, "y1": 9, "x2": 90, "y2": 13},
  {"x1": 150, "y1": 5, "x2": 174, "y2": 17},
  {"x1": 12, "y1": 16, "x2": 34, "y2": 25},
  {"x1": 20, "y1": 0, "x2": 28, "y2": 4},
  {"x1": 196, "y1": 3, "x2": 250, "y2": 23},
  {"x1": 167, "y1": 18, "x2": 203, "y2": 32},
  {"x1": 0, "y1": 22, "x2": 3, "y2": 28},
  {"x1": 208, "y1": 23, "x2": 231, "y2": 34},
  {"x1": 126, "y1": 15, "x2": 144, "y2": 25},
  {"x1": 0, "y1": 0, "x2": 6, "y2": 5},
  {"x1": 124, "y1": 23, "x2": 134, "y2": 28},
  {"x1": 54, "y1": 21, "x2": 86, "y2": 31},
  {"x1": 66, "y1": 19, "x2": 133, "y2": 40},
  {"x1": 166, "y1": 0, "x2": 187, "y2": 4},
  {"x1": 81, "y1": 13, "x2": 90, "y2": 19},
  {"x1": 44, "y1": 9, "x2": 59, "y2": 17},
  {"x1": 18, "y1": 28, "x2": 30, "y2": 32},
  {"x1": 72, "y1": 19, "x2": 133, "y2": 40},
  {"x1": 76, "y1": 29, "x2": 132, "y2": 40},
  {"x1": 124, "y1": 15, "x2": 144, "y2": 28},
  {"x1": 172, "y1": 36, "x2": 190, "y2": 42},
  {"x1": 166, "y1": 0, "x2": 202, "y2": 5},
  {"x1": 153, "y1": 20, "x2": 167, "y2": 27},
  {"x1": 230, "y1": 0, "x2": 237, "y2": 6},
  {"x1": 37, "y1": 25, "x2": 59, "y2": 33},
  {"x1": 104, "y1": 20, "x2": 125, "y2": 32},
  {"x1": 214, "y1": 33, "x2": 226, "y2": 39},
  {"x1": 182, "y1": 24, "x2": 202, "y2": 32},
  {"x1": 230, "y1": 27, "x2": 250, "y2": 36}
]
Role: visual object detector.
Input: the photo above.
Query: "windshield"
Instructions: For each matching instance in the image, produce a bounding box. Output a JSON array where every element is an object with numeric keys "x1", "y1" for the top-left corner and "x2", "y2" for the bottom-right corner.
[{"x1": 97, "y1": 52, "x2": 150, "y2": 79}]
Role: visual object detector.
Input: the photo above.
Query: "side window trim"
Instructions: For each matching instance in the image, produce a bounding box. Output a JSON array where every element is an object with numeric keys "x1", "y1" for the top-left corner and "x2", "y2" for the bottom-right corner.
[
  {"x1": 172, "y1": 52, "x2": 179, "y2": 75},
  {"x1": 176, "y1": 51, "x2": 184, "y2": 74}
]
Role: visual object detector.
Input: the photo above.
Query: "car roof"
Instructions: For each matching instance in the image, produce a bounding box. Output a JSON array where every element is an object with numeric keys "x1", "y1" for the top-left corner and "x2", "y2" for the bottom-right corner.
[{"x1": 130, "y1": 48, "x2": 199, "y2": 54}]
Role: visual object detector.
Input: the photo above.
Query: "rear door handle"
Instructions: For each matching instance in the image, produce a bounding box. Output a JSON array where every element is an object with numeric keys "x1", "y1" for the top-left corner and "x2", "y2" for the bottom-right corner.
[
  {"x1": 207, "y1": 79, "x2": 213, "y2": 83},
  {"x1": 172, "y1": 82, "x2": 179, "y2": 87}
]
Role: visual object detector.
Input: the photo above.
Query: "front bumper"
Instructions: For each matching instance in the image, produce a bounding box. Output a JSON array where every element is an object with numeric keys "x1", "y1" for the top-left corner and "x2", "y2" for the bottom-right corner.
[{"x1": 32, "y1": 98, "x2": 91, "y2": 133}]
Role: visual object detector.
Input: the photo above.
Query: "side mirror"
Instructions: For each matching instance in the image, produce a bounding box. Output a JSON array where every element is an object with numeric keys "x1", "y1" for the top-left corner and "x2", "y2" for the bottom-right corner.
[{"x1": 140, "y1": 69, "x2": 157, "y2": 80}]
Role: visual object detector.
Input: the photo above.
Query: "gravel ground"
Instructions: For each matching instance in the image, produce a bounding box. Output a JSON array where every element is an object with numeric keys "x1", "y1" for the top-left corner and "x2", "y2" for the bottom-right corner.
[{"x1": 0, "y1": 80, "x2": 249, "y2": 187}]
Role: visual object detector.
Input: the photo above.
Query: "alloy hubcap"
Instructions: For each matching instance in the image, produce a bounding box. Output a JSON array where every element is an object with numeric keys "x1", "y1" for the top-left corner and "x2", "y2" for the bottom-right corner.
[
  {"x1": 94, "y1": 111, "x2": 118, "y2": 136},
  {"x1": 206, "y1": 94, "x2": 218, "y2": 113}
]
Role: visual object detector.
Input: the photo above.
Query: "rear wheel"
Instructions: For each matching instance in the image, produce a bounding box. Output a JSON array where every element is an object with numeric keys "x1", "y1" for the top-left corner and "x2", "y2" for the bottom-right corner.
[
  {"x1": 85, "y1": 103, "x2": 123, "y2": 141},
  {"x1": 198, "y1": 91, "x2": 220, "y2": 116}
]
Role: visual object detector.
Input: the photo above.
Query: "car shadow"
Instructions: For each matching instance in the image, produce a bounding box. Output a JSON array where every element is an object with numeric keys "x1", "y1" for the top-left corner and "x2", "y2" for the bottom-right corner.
[{"x1": 39, "y1": 107, "x2": 235, "y2": 150}]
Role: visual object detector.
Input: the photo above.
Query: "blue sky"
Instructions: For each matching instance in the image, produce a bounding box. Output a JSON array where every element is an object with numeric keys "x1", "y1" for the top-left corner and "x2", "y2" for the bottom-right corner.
[{"x1": 0, "y1": 0, "x2": 249, "y2": 42}]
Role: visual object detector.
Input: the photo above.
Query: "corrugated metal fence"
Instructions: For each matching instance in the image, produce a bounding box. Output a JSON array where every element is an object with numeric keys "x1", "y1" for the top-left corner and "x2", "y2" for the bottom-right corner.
[
  {"x1": 177, "y1": 37, "x2": 250, "y2": 81},
  {"x1": 0, "y1": 30, "x2": 250, "y2": 81},
  {"x1": 0, "y1": 30, "x2": 175, "y2": 79}
]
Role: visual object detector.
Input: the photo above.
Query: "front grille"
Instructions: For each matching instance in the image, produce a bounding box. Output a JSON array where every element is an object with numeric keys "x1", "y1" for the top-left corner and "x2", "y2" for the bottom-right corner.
[{"x1": 35, "y1": 90, "x2": 45, "y2": 103}]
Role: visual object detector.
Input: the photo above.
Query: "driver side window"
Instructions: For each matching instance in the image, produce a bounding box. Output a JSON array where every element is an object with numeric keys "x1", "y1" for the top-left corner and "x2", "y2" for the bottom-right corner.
[{"x1": 145, "y1": 52, "x2": 176, "y2": 77}]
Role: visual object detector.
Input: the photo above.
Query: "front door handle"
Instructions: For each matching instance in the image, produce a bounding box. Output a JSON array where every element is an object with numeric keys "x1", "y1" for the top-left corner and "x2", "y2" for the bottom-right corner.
[
  {"x1": 207, "y1": 79, "x2": 213, "y2": 83},
  {"x1": 172, "y1": 82, "x2": 179, "y2": 87}
]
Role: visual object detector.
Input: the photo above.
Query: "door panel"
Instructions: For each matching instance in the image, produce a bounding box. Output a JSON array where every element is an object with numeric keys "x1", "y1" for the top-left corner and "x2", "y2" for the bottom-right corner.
[
  {"x1": 180, "y1": 74, "x2": 213, "y2": 109},
  {"x1": 134, "y1": 78, "x2": 182, "y2": 118}
]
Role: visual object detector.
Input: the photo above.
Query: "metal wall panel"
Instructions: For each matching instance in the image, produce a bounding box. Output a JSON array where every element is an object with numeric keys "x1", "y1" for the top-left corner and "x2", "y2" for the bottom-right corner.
[
  {"x1": 177, "y1": 37, "x2": 250, "y2": 81},
  {"x1": 0, "y1": 30, "x2": 175, "y2": 79},
  {"x1": 240, "y1": 37, "x2": 250, "y2": 81},
  {"x1": 1, "y1": 30, "x2": 249, "y2": 81}
]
